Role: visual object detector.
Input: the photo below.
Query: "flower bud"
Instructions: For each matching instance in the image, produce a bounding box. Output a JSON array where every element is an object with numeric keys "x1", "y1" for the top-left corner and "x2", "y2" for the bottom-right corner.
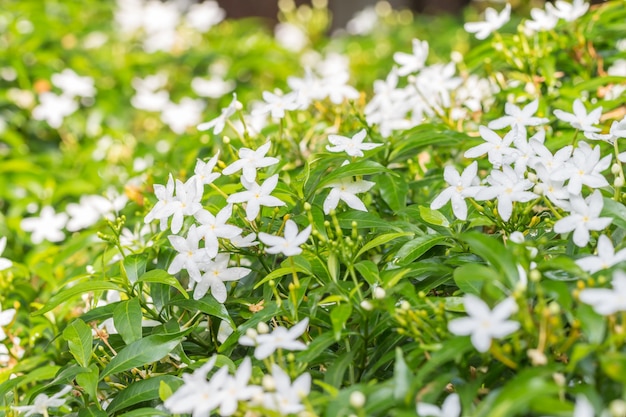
[
  {"x1": 257, "y1": 322, "x2": 270, "y2": 334},
  {"x1": 349, "y1": 391, "x2": 366, "y2": 408},
  {"x1": 615, "y1": 176, "x2": 625, "y2": 188},
  {"x1": 245, "y1": 328, "x2": 258, "y2": 340},
  {"x1": 262, "y1": 375, "x2": 276, "y2": 391},
  {"x1": 373, "y1": 287, "x2": 386, "y2": 299},
  {"x1": 360, "y1": 300, "x2": 373, "y2": 311}
]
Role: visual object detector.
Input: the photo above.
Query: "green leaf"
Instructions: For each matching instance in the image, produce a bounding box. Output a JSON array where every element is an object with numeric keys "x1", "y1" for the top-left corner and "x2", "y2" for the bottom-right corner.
[
  {"x1": 461, "y1": 232, "x2": 519, "y2": 289},
  {"x1": 78, "y1": 406, "x2": 107, "y2": 417},
  {"x1": 136, "y1": 269, "x2": 189, "y2": 299},
  {"x1": 356, "y1": 232, "x2": 413, "y2": 258},
  {"x1": 113, "y1": 298, "x2": 143, "y2": 345},
  {"x1": 169, "y1": 295, "x2": 233, "y2": 326},
  {"x1": 124, "y1": 254, "x2": 147, "y2": 284},
  {"x1": 336, "y1": 211, "x2": 401, "y2": 230},
  {"x1": 453, "y1": 264, "x2": 501, "y2": 296},
  {"x1": 34, "y1": 281, "x2": 125, "y2": 316},
  {"x1": 317, "y1": 160, "x2": 389, "y2": 190},
  {"x1": 389, "y1": 124, "x2": 461, "y2": 162},
  {"x1": 76, "y1": 365, "x2": 99, "y2": 402},
  {"x1": 419, "y1": 206, "x2": 450, "y2": 227},
  {"x1": 354, "y1": 260, "x2": 379, "y2": 286},
  {"x1": 100, "y1": 330, "x2": 189, "y2": 380},
  {"x1": 106, "y1": 375, "x2": 183, "y2": 413},
  {"x1": 377, "y1": 173, "x2": 408, "y2": 212},
  {"x1": 118, "y1": 408, "x2": 170, "y2": 417},
  {"x1": 601, "y1": 198, "x2": 626, "y2": 230},
  {"x1": 62, "y1": 319, "x2": 93, "y2": 368},
  {"x1": 330, "y1": 304, "x2": 352, "y2": 341},
  {"x1": 393, "y1": 348, "x2": 412, "y2": 402},
  {"x1": 396, "y1": 235, "x2": 447, "y2": 265}
]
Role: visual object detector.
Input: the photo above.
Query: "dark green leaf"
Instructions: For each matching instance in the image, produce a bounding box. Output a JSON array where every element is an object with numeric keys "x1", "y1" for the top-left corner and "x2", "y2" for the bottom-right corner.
[
  {"x1": 396, "y1": 235, "x2": 448, "y2": 265},
  {"x1": 377, "y1": 173, "x2": 408, "y2": 212},
  {"x1": 317, "y1": 160, "x2": 389, "y2": 190},
  {"x1": 106, "y1": 375, "x2": 183, "y2": 413},
  {"x1": 169, "y1": 295, "x2": 233, "y2": 326},
  {"x1": 62, "y1": 319, "x2": 93, "y2": 368},
  {"x1": 78, "y1": 406, "x2": 107, "y2": 417}
]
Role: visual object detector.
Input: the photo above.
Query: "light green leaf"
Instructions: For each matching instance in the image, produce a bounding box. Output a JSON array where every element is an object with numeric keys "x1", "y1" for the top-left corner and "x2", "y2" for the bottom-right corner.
[
  {"x1": 106, "y1": 375, "x2": 183, "y2": 413},
  {"x1": 100, "y1": 330, "x2": 189, "y2": 380},
  {"x1": 124, "y1": 254, "x2": 147, "y2": 284},
  {"x1": 34, "y1": 281, "x2": 125, "y2": 316},
  {"x1": 377, "y1": 174, "x2": 408, "y2": 212},
  {"x1": 317, "y1": 160, "x2": 389, "y2": 190},
  {"x1": 396, "y1": 235, "x2": 447, "y2": 265},
  {"x1": 76, "y1": 365, "x2": 99, "y2": 402},
  {"x1": 78, "y1": 406, "x2": 107, "y2": 417},
  {"x1": 136, "y1": 269, "x2": 189, "y2": 299},
  {"x1": 169, "y1": 296, "x2": 233, "y2": 326},
  {"x1": 62, "y1": 319, "x2": 93, "y2": 368},
  {"x1": 330, "y1": 304, "x2": 352, "y2": 341},
  {"x1": 356, "y1": 232, "x2": 413, "y2": 258},
  {"x1": 419, "y1": 206, "x2": 450, "y2": 227},
  {"x1": 113, "y1": 298, "x2": 143, "y2": 345},
  {"x1": 393, "y1": 348, "x2": 412, "y2": 402}
]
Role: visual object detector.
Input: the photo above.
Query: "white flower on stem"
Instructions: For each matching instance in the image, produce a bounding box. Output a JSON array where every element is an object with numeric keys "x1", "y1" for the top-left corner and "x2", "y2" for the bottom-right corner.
[
  {"x1": 226, "y1": 174, "x2": 286, "y2": 221},
  {"x1": 230, "y1": 233, "x2": 258, "y2": 248},
  {"x1": 393, "y1": 38, "x2": 429, "y2": 76},
  {"x1": 12, "y1": 385, "x2": 72, "y2": 417},
  {"x1": 550, "y1": 141, "x2": 611, "y2": 195},
  {"x1": 288, "y1": 68, "x2": 324, "y2": 108},
  {"x1": 525, "y1": 6, "x2": 559, "y2": 33},
  {"x1": 475, "y1": 164, "x2": 537, "y2": 222},
  {"x1": 222, "y1": 141, "x2": 279, "y2": 183},
  {"x1": 193, "y1": 253, "x2": 251, "y2": 302},
  {"x1": 0, "y1": 302, "x2": 16, "y2": 341},
  {"x1": 576, "y1": 235, "x2": 626, "y2": 274},
  {"x1": 259, "y1": 220, "x2": 312, "y2": 257},
  {"x1": 533, "y1": 164, "x2": 570, "y2": 209},
  {"x1": 430, "y1": 161, "x2": 481, "y2": 221},
  {"x1": 161, "y1": 98, "x2": 205, "y2": 134},
  {"x1": 553, "y1": 99, "x2": 602, "y2": 133},
  {"x1": 448, "y1": 295, "x2": 520, "y2": 353},
  {"x1": 239, "y1": 318, "x2": 308, "y2": 360},
  {"x1": 512, "y1": 130, "x2": 544, "y2": 176},
  {"x1": 417, "y1": 393, "x2": 461, "y2": 417},
  {"x1": 548, "y1": 0, "x2": 589, "y2": 22},
  {"x1": 195, "y1": 205, "x2": 242, "y2": 258},
  {"x1": 197, "y1": 93, "x2": 241, "y2": 134},
  {"x1": 192, "y1": 152, "x2": 221, "y2": 190},
  {"x1": 263, "y1": 365, "x2": 311, "y2": 415},
  {"x1": 252, "y1": 90, "x2": 300, "y2": 119},
  {"x1": 164, "y1": 357, "x2": 228, "y2": 416},
  {"x1": 145, "y1": 174, "x2": 177, "y2": 231},
  {"x1": 0, "y1": 237, "x2": 12, "y2": 271},
  {"x1": 488, "y1": 99, "x2": 549, "y2": 132},
  {"x1": 579, "y1": 271, "x2": 626, "y2": 315},
  {"x1": 167, "y1": 177, "x2": 203, "y2": 234},
  {"x1": 51, "y1": 69, "x2": 96, "y2": 98},
  {"x1": 529, "y1": 141, "x2": 573, "y2": 175},
  {"x1": 32, "y1": 92, "x2": 78, "y2": 128},
  {"x1": 585, "y1": 116, "x2": 626, "y2": 143},
  {"x1": 326, "y1": 129, "x2": 382, "y2": 157},
  {"x1": 553, "y1": 190, "x2": 612, "y2": 247},
  {"x1": 323, "y1": 71, "x2": 360, "y2": 105},
  {"x1": 168, "y1": 225, "x2": 211, "y2": 283},
  {"x1": 21, "y1": 206, "x2": 68, "y2": 244},
  {"x1": 464, "y1": 126, "x2": 519, "y2": 169},
  {"x1": 217, "y1": 358, "x2": 263, "y2": 416},
  {"x1": 185, "y1": 1, "x2": 225, "y2": 32},
  {"x1": 464, "y1": 4, "x2": 511, "y2": 40},
  {"x1": 323, "y1": 177, "x2": 375, "y2": 215}
]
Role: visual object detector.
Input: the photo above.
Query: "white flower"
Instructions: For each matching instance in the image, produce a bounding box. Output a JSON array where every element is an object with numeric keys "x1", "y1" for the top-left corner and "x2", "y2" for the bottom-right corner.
[
  {"x1": 185, "y1": 1, "x2": 225, "y2": 33},
  {"x1": 572, "y1": 394, "x2": 595, "y2": 417},
  {"x1": 448, "y1": 295, "x2": 520, "y2": 352},
  {"x1": 346, "y1": 6, "x2": 378, "y2": 35},
  {"x1": 194, "y1": 205, "x2": 242, "y2": 258},
  {"x1": 239, "y1": 318, "x2": 308, "y2": 360},
  {"x1": 553, "y1": 99, "x2": 602, "y2": 133},
  {"x1": 0, "y1": 237, "x2": 12, "y2": 271},
  {"x1": 168, "y1": 225, "x2": 211, "y2": 283},
  {"x1": 553, "y1": 190, "x2": 612, "y2": 247},
  {"x1": 393, "y1": 38, "x2": 429, "y2": 77},
  {"x1": 548, "y1": 0, "x2": 589, "y2": 22},
  {"x1": 464, "y1": 126, "x2": 519, "y2": 169},
  {"x1": 144, "y1": 174, "x2": 176, "y2": 231},
  {"x1": 193, "y1": 253, "x2": 251, "y2": 302},
  {"x1": 216, "y1": 358, "x2": 263, "y2": 416},
  {"x1": 430, "y1": 161, "x2": 481, "y2": 221},
  {"x1": 51, "y1": 69, "x2": 96, "y2": 98},
  {"x1": 158, "y1": 177, "x2": 202, "y2": 234},
  {"x1": 274, "y1": 22, "x2": 308, "y2": 52},
  {"x1": 197, "y1": 93, "x2": 241, "y2": 134},
  {"x1": 576, "y1": 235, "x2": 626, "y2": 274},
  {"x1": 326, "y1": 129, "x2": 382, "y2": 157},
  {"x1": 263, "y1": 365, "x2": 311, "y2": 415},
  {"x1": 21, "y1": 206, "x2": 68, "y2": 244},
  {"x1": 161, "y1": 98, "x2": 205, "y2": 134},
  {"x1": 323, "y1": 177, "x2": 375, "y2": 215},
  {"x1": 417, "y1": 393, "x2": 461, "y2": 417},
  {"x1": 475, "y1": 164, "x2": 537, "y2": 222},
  {"x1": 252, "y1": 90, "x2": 300, "y2": 119},
  {"x1": 259, "y1": 220, "x2": 312, "y2": 257},
  {"x1": 525, "y1": 6, "x2": 559, "y2": 32},
  {"x1": 0, "y1": 302, "x2": 16, "y2": 341},
  {"x1": 192, "y1": 152, "x2": 221, "y2": 190},
  {"x1": 12, "y1": 385, "x2": 72, "y2": 417},
  {"x1": 222, "y1": 141, "x2": 279, "y2": 183},
  {"x1": 488, "y1": 99, "x2": 549, "y2": 132},
  {"x1": 579, "y1": 271, "x2": 626, "y2": 315},
  {"x1": 32, "y1": 92, "x2": 78, "y2": 128},
  {"x1": 227, "y1": 175, "x2": 285, "y2": 221},
  {"x1": 585, "y1": 116, "x2": 626, "y2": 143},
  {"x1": 550, "y1": 141, "x2": 611, "y2": 195},
  {"x1": 191, "y1": 76, "x2": 234, "y2": 99},
  {"x1": 464, "y1": 4, "x2": 511, "y2": 40}
]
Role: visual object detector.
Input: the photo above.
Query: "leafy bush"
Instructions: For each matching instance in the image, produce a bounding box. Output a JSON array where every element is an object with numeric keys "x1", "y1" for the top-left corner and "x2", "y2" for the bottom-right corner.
[{"x1": 1, "y1": 0, "x2": 626, "y2": 416}]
